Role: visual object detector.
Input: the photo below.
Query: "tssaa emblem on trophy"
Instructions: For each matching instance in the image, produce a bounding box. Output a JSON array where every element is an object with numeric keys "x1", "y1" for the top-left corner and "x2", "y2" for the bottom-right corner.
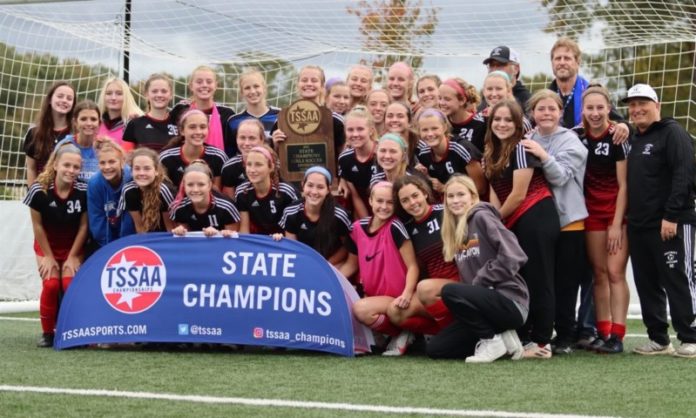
[{"x1": 278, "y1": 99, "x2": 335, "y2": 183}]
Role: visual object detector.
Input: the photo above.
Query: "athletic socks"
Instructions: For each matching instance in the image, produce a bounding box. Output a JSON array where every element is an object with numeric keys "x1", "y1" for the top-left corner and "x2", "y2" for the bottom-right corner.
[
  {"x1": 39, "y1": 277, "x2": 60, "y2": 334},
  {"x1": 611, "y1": 323, "x2": 626, "y2": 341},
  {"x1": 369, "y1": 314, "x2": 401, "y2": 337},
  {"x1": 424, "y1": 299, "x2": 453, "y2": 331},
  {"x1": 597, "y1": 320, "x2": 611, "y2": 340},
  {"x1": 399, "y1": 316, "x2": 440, "y2": 335},
  {"x1": 61, "y1": 276, "x2": 73, "y2": 292}
]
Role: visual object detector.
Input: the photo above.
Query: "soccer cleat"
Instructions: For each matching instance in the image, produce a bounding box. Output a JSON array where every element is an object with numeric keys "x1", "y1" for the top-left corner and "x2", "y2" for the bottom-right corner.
[
  {"x1": 575, "y1": 335, "x2": 598, "y2": 350},
  {"x1": 522, "y1": 342, "x2": 552, "y2": 359},
  {"x1": 36, "y1": 333, "x2": 54, "y2": 348},
  {"x1": 500, "y1": 329, "x2": 523, "y2": 360},
  {"x1": 382, "y1": 331, "x2": 415, "y2": 356},
  {"x1": 588, "y1": 337, "x2": 606, "y2": 351},
  {"x1": 465, "y1": 334, "x2": 507, "y2": 363},
  {"x1": 633, "y1": 340, "x2": 674, "y2": 356},
  {"x1": 551, "y1": 338, "x2": 574, "y2": 355},
  {"x1": 596, "y1": 336, "x2": 623, "y2": 354},
  {"x1": 672, "y1": 342, "x2": 696, "y2": 358}
]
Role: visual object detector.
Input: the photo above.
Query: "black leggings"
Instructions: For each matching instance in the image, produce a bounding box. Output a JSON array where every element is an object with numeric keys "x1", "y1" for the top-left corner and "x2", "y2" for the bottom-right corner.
[
  {"x1": 427, "y1": 284, "x2": 525, "y2": 359},
  {"x1": 512, "y1": 198, "x2": 560, "y2": 345}
]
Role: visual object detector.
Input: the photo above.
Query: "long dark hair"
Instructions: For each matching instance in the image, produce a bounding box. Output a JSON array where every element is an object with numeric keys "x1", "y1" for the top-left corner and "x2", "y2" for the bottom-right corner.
[
  {"x1": 32, "y1": 82, "x2": 76, "y2": 162},
  {"x1": 304, "y1": 173, "x2": 338, "y2": 258},
  {"x1": 483, "y1": 100, "x2": 525, "y2": 179},
  {"x1": 392, "y1": 174, "x2": 434, "y2": 221}
]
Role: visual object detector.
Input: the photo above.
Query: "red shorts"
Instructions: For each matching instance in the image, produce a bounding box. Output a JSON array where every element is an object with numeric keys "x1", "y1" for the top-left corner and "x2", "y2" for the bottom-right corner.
[
  {"x1": 585, "y1": 215, "x2": 625, "y2": 232},
  {"x1": 33, "y1": 239, "x2": 68, "y2": 262}
]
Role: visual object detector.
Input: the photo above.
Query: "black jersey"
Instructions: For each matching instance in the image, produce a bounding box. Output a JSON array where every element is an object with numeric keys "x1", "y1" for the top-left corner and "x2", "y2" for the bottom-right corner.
[
  {"x1": 450, "y1": 112, "x2": 487, "y2": 153},
  {"x1": 23, "y1": 181, "x2": 87, "y2": 260},
  {"x1": 279, "y1": 201, "x2": 352, "y2": 257},
  {"x1": 170, "y1": 191, "x2": 240, "y2": 231},
  {"x1": 574, "y1": 126, "x2": 629, "y2": 217},
  {"x1": 369, "y1": 168, "x2": 419, "y2": 187},
  {"x1": 122, "y1": 114, "x2": 178, "y2": 153},
  {"x1": 337, "y1": 147, "x2": 377, "y2": 206},
  {"x1": 221, "y1": 155, "x2": 246, "y2": 189},
  {"x1": 225, "y1": 108, "x2": 280, "y2": 157},
  {"x1": 404, "y1": 204, "x2": 459, "y2": 280},
  {"x1": 119, "y1": 180, "x2": 176, "y2": 232},
  {"x1": 416, "y1": 139, "x2": 482, "y2": 184},
  {"x1": 23, "y1": 126, "x2": 71, "y2": 173},
  {"x1": 159, "y1": 144, "x2": 228, "y2": 188},
  {"x1": 235, "y1": 181, "x2": 298, "y2": 234}
]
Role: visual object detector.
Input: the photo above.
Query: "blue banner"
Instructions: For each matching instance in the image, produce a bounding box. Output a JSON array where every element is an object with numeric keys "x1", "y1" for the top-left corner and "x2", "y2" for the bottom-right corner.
[{"x1": 55, "y1": 232, "x2": 370, "y2": 356}]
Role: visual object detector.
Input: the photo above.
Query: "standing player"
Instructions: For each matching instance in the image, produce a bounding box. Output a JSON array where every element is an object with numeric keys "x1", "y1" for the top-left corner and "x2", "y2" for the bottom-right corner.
[
  {"x1": 575, "y1": 85, "x2": 630, "y2": 353},
  {"x1": 221, "y1": 119, "x2": 267, "y2": 198},
  {"x1": 427, "y1": 175, "x2": 528, "y2": 362},
  {"x1": 271, "y1": 65, "x2": 346, "y2": 170},
  {"x1": 347, "y1": 64, "x2": 373, "y2": 107},
  {"x1": 522, "y1": 89, "x2": 590, "y2": 355},
  {"x1": 24, "y1": 142, "x2": 88, "y2": 347},
  {"x1": 438, "y1": 78, "x2": 486, "y2": 153},
  {"x1": 624, "y1": 84, "x2": 696, "y2": 358},
  {"x1": 480, "y1": 71, "x2": 533, "y2": 133},
  {"x1": 366, "y1": 89, "x2": 390, "y2": 136},
  {"x1": 120, "y1": 147, "x2": 176, "y2": 233},
  {"x1": 235, "y1": 145, "x2": 297, "y2": 234},
  {"x1": 325, "y1": 79, "x2": 351, "y2": 116},
  {"x1": 337, "y1": 107, "x2": 378, "y2": 219},
  {"x1": 170, "y1": 65, "x2": 235, "y2": 152},
  {"x1": 339, "y1": 181, "x2": 420, "y2": 356},
  {"x1": 484, "y1": 100, "x2": 559, "y2": 358},
  {"x1": 122, "y1": 73, "x2": 178, "y2": 153},
  {"x1": 386, "y1": 62, "x2": 415, "y2": 105},
  {"x1": 96, "y1": 77, "x2": 144, "y2": 150},
  {"x1": 277, "y1": 166, "x2": 352, "y2": 267},
  {"x1": 24, "y1": 82, "x2": 75, "y2": 186},
  {"x1": 414, "y1": 75, "x2": 441, "y2": 115},
  {"x1": 87, "y1": 139, "x2": 135, "y2": 252},
  {"x1": 369, "y1": 133, "x2": 418, "y2": 187},
  {"x1": 225, "y1": 68, "x2": 279, "y2": 157},
  {"x1": 61, "y1": 100, "x2": 102, "y2": 182},
  {"x1": 384, "y1": 101, "x2": 419, "y2": 163},
  {"x1": 170, "y1": 160, "x2": 240, "y2": 236},
  {"x1": 159, "y1": 109, "x2": 228, "y2": 190},
  {"x1": 414, "y1": 108, "x2": 486, "y2": 198}
]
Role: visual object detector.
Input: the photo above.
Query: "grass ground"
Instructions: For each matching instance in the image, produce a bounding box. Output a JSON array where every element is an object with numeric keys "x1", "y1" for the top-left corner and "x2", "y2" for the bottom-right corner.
[{"x1": 0, "y1": 312, "x2": 694, "y2": 417}]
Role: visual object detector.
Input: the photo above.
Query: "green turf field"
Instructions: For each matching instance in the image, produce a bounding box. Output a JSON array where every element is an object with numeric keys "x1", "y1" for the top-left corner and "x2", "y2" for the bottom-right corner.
[{"x1": 0, "y1": 312, "x2": 693, "y2": 417}]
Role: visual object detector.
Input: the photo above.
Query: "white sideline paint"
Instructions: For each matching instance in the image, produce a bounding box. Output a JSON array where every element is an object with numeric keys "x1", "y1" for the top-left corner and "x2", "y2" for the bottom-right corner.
[
  {"x1": 0, "y1": 301, "x2": 38, "y2": 314},
  {"x1": 0, "y1": 385, "x2": 615, "y2": 418}
]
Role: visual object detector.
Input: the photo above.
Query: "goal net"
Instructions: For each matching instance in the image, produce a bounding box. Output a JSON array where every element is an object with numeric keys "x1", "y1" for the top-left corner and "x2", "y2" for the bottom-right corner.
[{"x1": 1, "y1": 0, "x2": 695, "y2": 301}]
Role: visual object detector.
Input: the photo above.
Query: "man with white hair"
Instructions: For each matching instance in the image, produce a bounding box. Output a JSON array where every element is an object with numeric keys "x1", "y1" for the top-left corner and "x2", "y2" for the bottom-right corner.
[{"x1": 625, "y1": 83, "x2": 696, "y2": 358}]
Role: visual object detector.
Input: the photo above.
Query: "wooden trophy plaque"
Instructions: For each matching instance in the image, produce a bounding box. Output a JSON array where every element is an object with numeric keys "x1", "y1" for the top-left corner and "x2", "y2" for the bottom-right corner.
[{"x1": 278, "y1": 99, "x2": 335, "y2": 184}]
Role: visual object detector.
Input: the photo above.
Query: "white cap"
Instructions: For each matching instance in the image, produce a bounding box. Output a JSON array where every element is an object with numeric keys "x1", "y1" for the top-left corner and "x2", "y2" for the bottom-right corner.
[{"x1": 622, "y1": 83, "x2": 658, "y2": 103}]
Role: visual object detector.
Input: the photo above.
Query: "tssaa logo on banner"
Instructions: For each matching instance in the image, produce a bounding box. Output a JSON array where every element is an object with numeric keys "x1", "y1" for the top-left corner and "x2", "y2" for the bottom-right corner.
[{"x1": 55, "y1": 232, "x2": 372, "y2": 356}]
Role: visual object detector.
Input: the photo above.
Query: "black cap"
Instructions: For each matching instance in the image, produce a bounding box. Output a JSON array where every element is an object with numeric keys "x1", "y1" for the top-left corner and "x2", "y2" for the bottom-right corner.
[{"x1": 483, "y1": 46, "x2": 520, "y2": 65}]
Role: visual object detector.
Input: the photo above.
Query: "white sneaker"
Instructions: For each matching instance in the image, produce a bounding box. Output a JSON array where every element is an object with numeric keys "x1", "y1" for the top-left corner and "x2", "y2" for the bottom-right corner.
[
  {"x1": 673, "y1": 342, "x2": 696, "y2": 358},
  {"x1": 465, "y1": 334, "x2": 507, "y2": 363},
  {"x1": 382, "y1": 331, "x2": 415, "y2": 356},
  {"x1": 522, "y1": 342, "x2": 552, "y2": 359},
  {"x1": 633, "y1": 340, "x2": 674, "y2": 356},
  {"x1": 500, "y1": 329, "x2": 523, "y2": 360}
]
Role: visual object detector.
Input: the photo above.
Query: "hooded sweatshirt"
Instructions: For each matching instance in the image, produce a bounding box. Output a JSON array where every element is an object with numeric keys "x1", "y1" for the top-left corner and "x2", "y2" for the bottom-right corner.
[
  {"x1": 87, "y1": 165, "x2": 135, "y2": 247},
  {"x1": 529, "y1": 126, "x2": 588, "y2": 227},
  {"x1": 454, "y1": 202, "x2": 530, "y2": 312}
]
